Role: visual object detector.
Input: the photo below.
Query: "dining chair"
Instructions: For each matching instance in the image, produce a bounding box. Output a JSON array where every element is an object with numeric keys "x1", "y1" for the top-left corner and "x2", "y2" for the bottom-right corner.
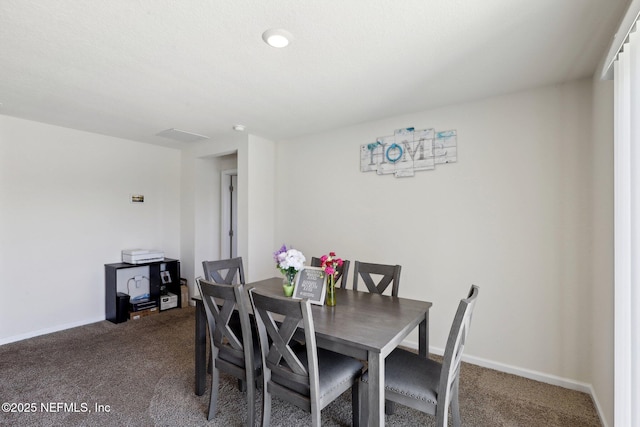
[
  {"x1": 197, "y1": 279, "x2": 260, "y2": 425},
  {"x1": 249, "y1": 288, "x2": 363, "y2": 427},
  {"x1": 352, "y1": 261, "x2": 402, "y2": 296},
  {"x1": 201, "y1": 257, "x2": 246, "y2": 386},
  {"x1": 359, "y1": 285, "x2": 479, "y2": 427},
  {"x1": 202, "y1": 257, "x2": 245, "y2": 285},
  {"x1": 352, "y1": 260, "x2": 402, "y2": 414},
  {"x1": 310, "y1": 257, "x2": 350, "y2": 288}
]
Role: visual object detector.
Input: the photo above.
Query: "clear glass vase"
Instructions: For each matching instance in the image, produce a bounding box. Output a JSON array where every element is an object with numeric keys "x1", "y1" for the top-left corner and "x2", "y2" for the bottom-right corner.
[
  {"x1": 326, "y1": 274, "x2": 336, "y2": 306},
  {"x1": 283, "y1": 271, "x2": 296, "y2": 297}
]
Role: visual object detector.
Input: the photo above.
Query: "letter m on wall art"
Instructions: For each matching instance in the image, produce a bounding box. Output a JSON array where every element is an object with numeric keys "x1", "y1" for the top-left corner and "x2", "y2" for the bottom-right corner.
[{"x1": 360, "y1": 127, "x2": 457, "y2": 178}]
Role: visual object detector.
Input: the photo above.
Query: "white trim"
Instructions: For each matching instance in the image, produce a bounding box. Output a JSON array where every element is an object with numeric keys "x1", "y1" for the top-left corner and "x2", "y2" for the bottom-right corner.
[
  {"x1": 402, "y1": 339, "x2": 590, "y2": 391},
  {"x1": 590, "y1": 386, "x2": 611, "y2": 427},
  {"x1": 629, "y1": 31, "x2": 640, "y2": 425},
  {"x1": 600, "y1": 0, "x2": 640, "y2": 80},
  {"x1": 460, "y1": 353, "x2": 592, "y2": 393},
  {"x1": 0, "y1": 316, "x2": 104, "y2": 346},
  {"x1": 614, "y1": 42, "x2": 635, "y2": 427},
  {"x1": 401, "y1": 338, "x2": 608, "y2": 426}
]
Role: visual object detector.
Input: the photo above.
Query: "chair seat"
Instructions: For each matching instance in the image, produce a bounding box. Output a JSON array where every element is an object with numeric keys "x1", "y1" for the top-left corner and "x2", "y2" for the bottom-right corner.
[
  {"x1": 272, "y1": 348, "x2": 363, "y2": 400},
  {"x1": 316, "y1": 348, "x2": 364, "y2": 399},
  {"x1": 362, "y1": 348, "x2": 441, "y2": 405}
]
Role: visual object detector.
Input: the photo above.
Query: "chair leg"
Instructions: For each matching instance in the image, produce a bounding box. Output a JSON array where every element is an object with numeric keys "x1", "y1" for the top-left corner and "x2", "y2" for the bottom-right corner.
[
  {"x1": 436, "y1": 407, "x2": 447, "y2": 427},
  {"x1": 247, "y1": 378, "x2": 255, "y2": 427},
  {"x1": 385, "y1": 400, "x2": 396, "y2": 415},
  {"x1": 311, "y1": 408, "x2": 321, "y2": 427},
  {"x1": 238, "y1": 378, "x2": 247, "y2": 392},
  {"x1": 207, "y1": 360, "x2": 220, "y2": 420},
  {"x1": 262, "y1": 382, "x2": 271, "y2": 427},
  {"x1": 352, "y1": 381, "x2": 360, "y2": 427},
  {"x1": 451, "y1": 379, "x2": 461, "y2": 427}
]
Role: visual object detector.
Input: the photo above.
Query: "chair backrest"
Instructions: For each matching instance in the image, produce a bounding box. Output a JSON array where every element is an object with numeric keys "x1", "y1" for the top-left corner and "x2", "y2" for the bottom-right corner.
[
  {"x1": 202, "y1": 257, "x2": 245, "y2": 285},
  {"x1": 249, "y1": 288, "x2": 320, "y2": 411},
  {"x1": 310, "y1": 257, "x2": 350, "y2": 289},
  {"x1": 352, "y1": 261, "x2": 402, "y2": 296},
  {"x1": 437, "y1": 285, "x2": 479, "y2": 418},
  {"x1": 197, "y1": 279, "x2": 255, "y2": 368}
]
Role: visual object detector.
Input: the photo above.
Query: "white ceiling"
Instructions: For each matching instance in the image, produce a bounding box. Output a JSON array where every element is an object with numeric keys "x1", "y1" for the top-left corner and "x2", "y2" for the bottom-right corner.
[{"x1": 0, "y1": 0, "x2": 630, "y2": 148}]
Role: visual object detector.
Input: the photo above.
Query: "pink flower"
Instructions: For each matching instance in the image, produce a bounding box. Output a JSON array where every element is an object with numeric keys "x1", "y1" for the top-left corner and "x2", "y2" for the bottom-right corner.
[{"x1": 320, "y1": 251, "x2": 343, "y2": 278}]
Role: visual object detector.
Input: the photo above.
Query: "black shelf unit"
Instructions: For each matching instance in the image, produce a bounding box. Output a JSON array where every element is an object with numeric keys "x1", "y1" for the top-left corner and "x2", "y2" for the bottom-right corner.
[{"x1": 105, "y1": 258, "x2": 180, "y2": 323}]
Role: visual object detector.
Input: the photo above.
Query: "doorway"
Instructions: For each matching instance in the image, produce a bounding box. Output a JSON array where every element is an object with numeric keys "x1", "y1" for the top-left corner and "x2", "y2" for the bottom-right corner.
[{"x1": 220, "y1": 169, "x2": 238, "y2": 259}]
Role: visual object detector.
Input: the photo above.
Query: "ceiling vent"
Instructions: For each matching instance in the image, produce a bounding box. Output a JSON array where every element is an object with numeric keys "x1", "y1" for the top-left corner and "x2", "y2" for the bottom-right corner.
[{"x1": 156, "y1": 128, "x2": 209, "y2": 143}]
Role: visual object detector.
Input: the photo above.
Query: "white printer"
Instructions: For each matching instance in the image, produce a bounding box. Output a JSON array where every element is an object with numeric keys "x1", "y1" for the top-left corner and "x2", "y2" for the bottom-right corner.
[{"x1": 122, "y1": 249, "x2": 165, "y2": 264}]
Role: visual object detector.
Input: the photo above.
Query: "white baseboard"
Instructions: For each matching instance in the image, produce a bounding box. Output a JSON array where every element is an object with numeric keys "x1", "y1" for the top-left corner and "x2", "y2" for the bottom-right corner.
[
  {"x1": 588, "y1": 384, "x2": 610, "y2": 427},
  {"x1": 401, "y1": 339, "x2": 609, "y2": 427},
  {"x1": 0, "y1": 316, "x2": 104, "y2": 346}
]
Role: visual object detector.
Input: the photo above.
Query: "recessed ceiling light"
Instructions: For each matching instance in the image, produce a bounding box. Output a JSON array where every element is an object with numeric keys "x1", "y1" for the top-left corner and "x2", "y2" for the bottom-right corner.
[
  {"x1": 262, "y1": 29, "x2": 292, "y2": 48},
  {"x1": 233, "y1": 124, "x2": 246, "y2": 132}
]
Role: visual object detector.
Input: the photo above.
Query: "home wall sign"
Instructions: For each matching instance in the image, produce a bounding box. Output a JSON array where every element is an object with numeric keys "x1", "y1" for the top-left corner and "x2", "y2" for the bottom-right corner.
[{"x1": 360, "y1": 127, "x2": 457, "y2": 178}]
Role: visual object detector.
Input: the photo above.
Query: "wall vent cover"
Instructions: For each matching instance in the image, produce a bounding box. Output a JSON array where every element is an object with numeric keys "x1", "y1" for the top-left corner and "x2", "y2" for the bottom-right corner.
[{"x1": 156, "y1": 128, "x2": 209, "y2": 143}]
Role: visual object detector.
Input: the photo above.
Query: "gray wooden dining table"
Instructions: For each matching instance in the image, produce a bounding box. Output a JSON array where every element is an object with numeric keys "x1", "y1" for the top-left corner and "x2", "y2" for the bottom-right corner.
[{"x1": 194, "y1": 276, "x2": 432, "y2": 427}]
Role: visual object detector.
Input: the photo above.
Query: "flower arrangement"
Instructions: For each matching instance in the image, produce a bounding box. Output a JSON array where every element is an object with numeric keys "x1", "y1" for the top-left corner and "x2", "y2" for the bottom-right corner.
[
  {"x1": 274, "y1": 244, "x2": 306, "y2": 285},
  {"x1": 320, "y1": 251, "x2": 343, "y2": 306},
  {"x1": 319, "y1": 251, "x2": 343, "y2": 278}
]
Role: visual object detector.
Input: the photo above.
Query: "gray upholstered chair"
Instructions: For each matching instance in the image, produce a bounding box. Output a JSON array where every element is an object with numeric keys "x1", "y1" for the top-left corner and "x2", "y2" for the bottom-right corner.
[
  {"x1": 352, "y1": 261, "x2": 401, "y2": 296},
  {"x1": 249, "y1": 288, "x2": 363, "y2": 427},
  {"x1": 202, "y1": 257, "x2": 245, "y2": 285},
  {"x1": 197, "y1": 279, "x2": 260, "y2": 425},
  {"x1": 359, "y1": 285, "x2": 479, "y2": 427},
  {"x1": 352, "y1": 260, "x2": 402, "y2": 414},
  {"x1": 310, "y1": 257, "x2": 350, "y2": 289},
  {"x1": 201, "y1": 257, "x2": 246, "y2": 385}
]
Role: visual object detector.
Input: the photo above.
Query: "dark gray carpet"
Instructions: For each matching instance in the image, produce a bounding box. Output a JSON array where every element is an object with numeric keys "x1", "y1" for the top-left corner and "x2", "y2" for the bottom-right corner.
[{"x1": 0, "y1": 307, "x2": 601, "y2": 426}]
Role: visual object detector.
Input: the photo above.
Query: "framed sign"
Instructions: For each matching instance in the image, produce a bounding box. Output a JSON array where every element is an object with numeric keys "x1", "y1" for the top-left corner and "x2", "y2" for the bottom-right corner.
[{"x1": 292, "y1": 266, "x2": 326, "y2": 305}]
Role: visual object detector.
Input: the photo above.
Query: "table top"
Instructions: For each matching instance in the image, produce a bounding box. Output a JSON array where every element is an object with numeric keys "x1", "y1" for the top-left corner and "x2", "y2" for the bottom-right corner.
[{"x1": 245, "y1": 277, "x2": 432, "y2": 356}]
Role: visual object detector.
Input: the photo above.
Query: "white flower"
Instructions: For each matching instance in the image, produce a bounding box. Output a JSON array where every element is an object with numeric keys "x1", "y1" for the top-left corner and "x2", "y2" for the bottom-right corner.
[
  {"x1": 277, "y1": 248, "x2": 306, "y2": 272},
  {"x1": 287, "y1": 249, "x2": 305, "y2": 270}
]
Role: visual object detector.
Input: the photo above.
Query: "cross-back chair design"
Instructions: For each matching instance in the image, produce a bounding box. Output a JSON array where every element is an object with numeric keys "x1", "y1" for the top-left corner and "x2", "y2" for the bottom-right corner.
[
  {"x1": 249, "y1": 288, "x2": 363, "y2": 427},
  {"x1": 197, "y1": 279, "x2": 260, "y2": 425},
  {"x1": 310, "y1": 257, "x2": 351, "y2": 289},
  {"x1": 202, "y1": 257, "x2": 245, "y2": 285},
  {"x1": 352, "y1": 261, "x2": 402, "y2": 296},
  {"x1": 201, "y1": 257, "x2": 247, "y2": 384},
  {"x1": 359, "y1": 285, "x2": 479, "y2": 427}
]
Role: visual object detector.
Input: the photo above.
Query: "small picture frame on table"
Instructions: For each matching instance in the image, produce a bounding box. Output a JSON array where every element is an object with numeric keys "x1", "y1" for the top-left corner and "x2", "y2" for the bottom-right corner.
[{"x1": 292, "y1": 266, "x2": 326, "y2": 305}]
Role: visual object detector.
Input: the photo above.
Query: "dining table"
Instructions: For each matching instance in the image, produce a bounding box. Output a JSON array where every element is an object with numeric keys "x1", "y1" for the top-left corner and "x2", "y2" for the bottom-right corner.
[{"x1": 193, "y1": 276, "x2": 432, "y2": 427}]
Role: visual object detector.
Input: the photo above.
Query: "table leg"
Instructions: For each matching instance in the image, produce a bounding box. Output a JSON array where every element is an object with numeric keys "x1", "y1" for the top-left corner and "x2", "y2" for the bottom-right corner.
[
  {"x1": 419, "y1": 311, "x2": 429, "y2": 358},
  {"x1": 368, "y1": 352, "x2": 384, "y2": 427},
  {"x1": 195, "y1": 300, "x2": 207, "y2": 396}
]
